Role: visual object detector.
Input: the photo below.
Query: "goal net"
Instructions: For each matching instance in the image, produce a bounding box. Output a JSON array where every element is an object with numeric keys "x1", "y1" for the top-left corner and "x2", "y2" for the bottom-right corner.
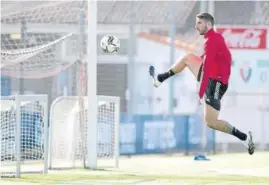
[
  {"x1": 2, "y1": 0, "x2": 119, "y2": 171},
  {"x1": 0, "y1": 95, "x2": 48, "y2": 178},
  {"x1": 1, "y1": 1, "x2": 82, "y2": 79},
  {"x1": 49, "y1": 96, "x2": 120, "y2": 169}
]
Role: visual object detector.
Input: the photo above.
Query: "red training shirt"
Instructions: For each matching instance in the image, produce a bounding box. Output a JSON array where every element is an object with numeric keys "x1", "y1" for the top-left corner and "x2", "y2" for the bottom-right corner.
[{"x1": 198, "y1": 28, "x2": 232, "y2": 98}]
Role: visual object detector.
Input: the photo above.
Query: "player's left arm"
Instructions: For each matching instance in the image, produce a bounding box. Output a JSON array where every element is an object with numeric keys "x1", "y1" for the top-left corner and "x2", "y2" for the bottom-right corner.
[{"x1": 198, "y1": 38, "x2": 217, "y2": 98}]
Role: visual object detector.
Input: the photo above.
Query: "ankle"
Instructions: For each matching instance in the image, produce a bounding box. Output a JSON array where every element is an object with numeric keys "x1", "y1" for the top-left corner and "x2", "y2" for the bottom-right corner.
[
  {"x1": 232, "y1": 127, "x2": 247, "y2": 141},
  {"x1": 169, "y1": 68, "x2": 175, "y2": 75},
  {"x1": 157, "y1": 69, "x2": 175, "y2": 82}
]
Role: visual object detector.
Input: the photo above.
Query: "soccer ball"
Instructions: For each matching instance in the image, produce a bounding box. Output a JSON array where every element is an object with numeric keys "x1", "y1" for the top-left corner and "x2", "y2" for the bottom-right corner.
[{"x1": 100, "y1": 35, "x2": 120, "y2": 54}]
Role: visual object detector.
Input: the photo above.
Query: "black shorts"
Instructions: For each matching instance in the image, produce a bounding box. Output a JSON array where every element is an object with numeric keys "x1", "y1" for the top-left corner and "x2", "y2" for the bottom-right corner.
[{"x1": 197, "y1": 65, "x2": 228, "y2": 111}]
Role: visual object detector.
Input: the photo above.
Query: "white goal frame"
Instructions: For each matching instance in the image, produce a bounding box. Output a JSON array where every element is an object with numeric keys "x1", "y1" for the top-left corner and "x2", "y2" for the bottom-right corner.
[
  {"x1": 48, "y1": 95, "x2": 120, "y2": 170},
  {"x1": 0, "y1": 94, "x2": 49, "y2": 178}
]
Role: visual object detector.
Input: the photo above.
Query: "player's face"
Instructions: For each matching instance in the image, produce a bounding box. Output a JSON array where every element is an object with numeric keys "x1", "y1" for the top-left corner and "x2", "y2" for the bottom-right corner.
[{"x1": 195, "y1": 18, "x2": 209, "y2": 35}]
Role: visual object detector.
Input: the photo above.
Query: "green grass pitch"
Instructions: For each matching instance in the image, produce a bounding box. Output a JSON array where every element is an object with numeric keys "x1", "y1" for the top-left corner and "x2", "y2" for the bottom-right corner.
[{"x1": 1, "y1": 152, "x2": 269, "y2": 185}]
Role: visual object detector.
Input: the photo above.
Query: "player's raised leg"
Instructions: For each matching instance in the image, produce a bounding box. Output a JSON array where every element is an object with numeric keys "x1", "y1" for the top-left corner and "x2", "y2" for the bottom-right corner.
[
  {"x1": 204, "y1": 98, "x2": 255, "y2": 155},
  {"x1": 150, "y1": 53, "x2": 202, "y2": 87}
]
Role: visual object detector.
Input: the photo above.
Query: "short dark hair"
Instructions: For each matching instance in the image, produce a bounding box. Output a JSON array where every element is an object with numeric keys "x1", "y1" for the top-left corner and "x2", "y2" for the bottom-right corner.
[{"x1": 196, "y1": 13, "x2": 214, "y2": 26}]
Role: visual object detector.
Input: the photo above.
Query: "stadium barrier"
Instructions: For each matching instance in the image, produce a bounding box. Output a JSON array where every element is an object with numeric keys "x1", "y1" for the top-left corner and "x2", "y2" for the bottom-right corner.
[{"x1": 119, "y1": 114, "x2": 215, "y2": 155}]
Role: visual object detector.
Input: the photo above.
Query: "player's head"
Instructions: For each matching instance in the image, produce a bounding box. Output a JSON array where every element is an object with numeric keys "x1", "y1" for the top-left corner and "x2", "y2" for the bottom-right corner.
[{"x1": 195, "y1": 13, "x2": 214, "y2": 35}]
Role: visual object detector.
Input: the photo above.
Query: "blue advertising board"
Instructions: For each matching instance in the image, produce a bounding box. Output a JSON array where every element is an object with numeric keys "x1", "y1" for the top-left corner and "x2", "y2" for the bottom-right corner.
[{"x1": 119, "y1": 114, "x2": 215, "y2": 155}]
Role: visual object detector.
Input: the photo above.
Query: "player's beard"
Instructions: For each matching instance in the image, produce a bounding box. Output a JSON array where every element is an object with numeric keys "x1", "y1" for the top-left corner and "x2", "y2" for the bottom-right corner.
[{"x1": 198, "y1": 26, "x2": 208, "y2": 35}]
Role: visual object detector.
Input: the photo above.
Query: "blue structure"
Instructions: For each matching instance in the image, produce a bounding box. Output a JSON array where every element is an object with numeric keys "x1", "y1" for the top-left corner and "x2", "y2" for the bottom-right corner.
[{"x1": 119, "y1": 114, "x2": 215, "y2": 155}]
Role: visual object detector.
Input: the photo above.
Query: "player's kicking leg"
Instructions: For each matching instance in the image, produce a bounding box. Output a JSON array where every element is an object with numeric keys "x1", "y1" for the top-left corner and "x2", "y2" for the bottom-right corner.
[{"x1": 149, "y1": 53, "x2": 202, "y2": 87}]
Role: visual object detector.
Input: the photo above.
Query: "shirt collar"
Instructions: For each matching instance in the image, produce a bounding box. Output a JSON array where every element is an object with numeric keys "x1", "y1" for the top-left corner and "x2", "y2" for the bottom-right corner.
[{"x1": 204, "y1": 28, "x2": 215, "y2": 38}]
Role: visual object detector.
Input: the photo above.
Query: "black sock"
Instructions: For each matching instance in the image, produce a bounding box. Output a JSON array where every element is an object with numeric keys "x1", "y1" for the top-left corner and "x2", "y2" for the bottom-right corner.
[
  {"x1": 157, "y1": 69, "x2": 175, "y2": 82},
  {"x1": 232, "y1": 127, "x2": 247, "y2": 141}
]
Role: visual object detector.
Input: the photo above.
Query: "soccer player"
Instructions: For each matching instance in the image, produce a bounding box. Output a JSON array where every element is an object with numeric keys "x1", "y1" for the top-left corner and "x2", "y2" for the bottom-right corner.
[{"x1": 149, "y1": 13, "x2": 255, "y2": 155}]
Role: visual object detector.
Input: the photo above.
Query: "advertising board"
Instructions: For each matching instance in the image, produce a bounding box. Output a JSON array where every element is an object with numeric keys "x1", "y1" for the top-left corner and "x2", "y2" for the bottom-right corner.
[
  {"x1": 216, "y1": 27, "x2": 267, "y2": 50},
  {"x1": 119, "y1": 114, "x2": 215, "y2": 155}
]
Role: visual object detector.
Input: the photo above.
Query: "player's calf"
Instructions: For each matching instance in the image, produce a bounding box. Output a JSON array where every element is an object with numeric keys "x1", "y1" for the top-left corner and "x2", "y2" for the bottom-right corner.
[
  {"x1": 205, "y1": 118, "x2": 247, "y2": 140},
  {"x1": 205, "y1": 114, "x2": 234, "y2": 135}
]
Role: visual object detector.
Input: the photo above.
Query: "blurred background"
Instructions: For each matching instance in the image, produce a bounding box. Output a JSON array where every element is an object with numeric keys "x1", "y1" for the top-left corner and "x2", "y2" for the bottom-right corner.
[{"x1": 1, "y1": 1, "x2": 269, "y2": 156}]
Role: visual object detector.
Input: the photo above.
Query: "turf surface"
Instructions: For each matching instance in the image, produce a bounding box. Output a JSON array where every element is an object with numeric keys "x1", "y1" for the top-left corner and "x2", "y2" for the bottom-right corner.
[{"x1": 1, "y1": 152, "x2": 269, "y2": 185}]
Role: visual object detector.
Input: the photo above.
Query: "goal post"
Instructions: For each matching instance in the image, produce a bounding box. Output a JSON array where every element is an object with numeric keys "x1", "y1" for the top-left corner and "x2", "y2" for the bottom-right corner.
[
  {"x1": 48, "y1": 95, "x2": 120, "y2": 170},
  {"x1": 0, "y1": 94, "x2": 49, "y2": 178},
  {"x1": 87, "y1": 0, "x2": 98, "y2": 169}
]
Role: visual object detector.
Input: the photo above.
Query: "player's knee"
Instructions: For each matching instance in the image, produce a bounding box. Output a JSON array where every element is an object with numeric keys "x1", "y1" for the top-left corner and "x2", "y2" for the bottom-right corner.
[
  {"x1": 185, "y1": 53, "x2": 200, "y2": 66},
  {"x1": 185, "y1": 53, "x2": 194, "y2": 61},
  {"x1": 204, "y1": 115, "x2": 216, "y2": 129}
]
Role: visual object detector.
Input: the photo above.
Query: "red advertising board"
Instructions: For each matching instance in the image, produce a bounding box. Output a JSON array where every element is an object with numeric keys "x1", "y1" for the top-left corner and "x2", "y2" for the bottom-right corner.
[{"x1": 216, "y1": 28, "x2": 267, "y2": 49}]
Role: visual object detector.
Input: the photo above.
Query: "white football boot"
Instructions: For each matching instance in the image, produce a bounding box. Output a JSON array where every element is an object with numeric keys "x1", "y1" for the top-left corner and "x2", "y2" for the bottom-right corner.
[
  {"x1": 243, "y1": 131, "x2": 255, "y2": 155},
  {"x1": 149, "y1": 65, "x2": 162, "y2": 88},
  {"x1": 153, "y1": 77, "x2": 161, "y2": 88}
]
